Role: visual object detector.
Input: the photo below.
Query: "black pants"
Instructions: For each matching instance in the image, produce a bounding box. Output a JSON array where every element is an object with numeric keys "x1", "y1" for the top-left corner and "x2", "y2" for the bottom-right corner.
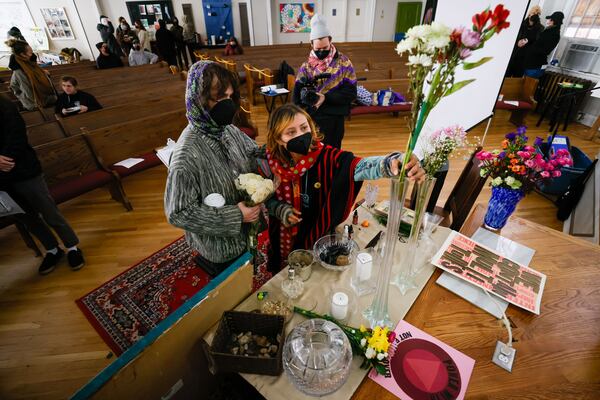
[
  {"x1": 313, "y1": 114, "x2": 345, "y2": 149},
  {"x1": 7, "y1": 174, "x2": 79, "y2": 251},
  {"x1": 175, "y1": 43, "x2": 189, "y2": 70}
]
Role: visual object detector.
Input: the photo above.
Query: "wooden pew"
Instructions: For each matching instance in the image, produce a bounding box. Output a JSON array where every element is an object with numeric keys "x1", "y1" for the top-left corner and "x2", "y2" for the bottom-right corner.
[
  {"x1": 27, "y1": 120, "x2": 68, "y2": 147},
  {"x1": 496, "y1": 76, "x2": 539, "y2": 126},
  {"x1": 84, "y1": 110, "x2": 187, "y2": 177},
  {"x1": 244, "y1": 64, "x2": 274, "y2": 105},
  {"x1": 34, "y1": 135, "x2": 132, "y2": 210}
]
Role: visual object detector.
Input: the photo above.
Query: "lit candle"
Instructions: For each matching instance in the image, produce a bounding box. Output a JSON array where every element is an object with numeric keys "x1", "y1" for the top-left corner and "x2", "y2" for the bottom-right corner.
[
  {"x1": 331, "y1": 292, "x2": 349, "y2": 320},
  {"x1": 356, "y1": 252, "x2": 373, "y2": 282}
]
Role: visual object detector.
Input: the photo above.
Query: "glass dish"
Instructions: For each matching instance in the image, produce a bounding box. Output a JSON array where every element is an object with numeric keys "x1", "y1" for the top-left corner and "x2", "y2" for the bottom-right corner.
[{"x1": 313, "y1": 234, "x2": 359, "y2": 272}]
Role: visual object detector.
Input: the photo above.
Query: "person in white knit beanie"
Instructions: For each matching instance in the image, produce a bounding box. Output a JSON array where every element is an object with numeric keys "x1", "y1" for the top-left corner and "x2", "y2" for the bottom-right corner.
[{"x1": 293, "y1": 14, "x2": 357, "y2": 148}]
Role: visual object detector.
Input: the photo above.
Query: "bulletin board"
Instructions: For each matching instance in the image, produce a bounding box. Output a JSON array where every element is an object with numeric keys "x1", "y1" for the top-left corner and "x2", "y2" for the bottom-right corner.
[
  {"x1": 126, "y1": 1, "x2": 174, "y2": 28},
  {"x1": 202, "y1": 0, "x2": 234, "y2": 44}
]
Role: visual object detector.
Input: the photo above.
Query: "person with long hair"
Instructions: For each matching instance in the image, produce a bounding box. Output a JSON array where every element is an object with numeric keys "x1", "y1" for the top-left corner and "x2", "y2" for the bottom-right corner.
[
  {"x1": 133, "y1": 20, "x2": 151, "y2": 51},
  {"x1": 6, "y1": 39, "x2": 56, "y2": 111},
  {"x1": 523, "y1": 11, "x2": 564, "y2": 78},
  {"x1": 224, "y1": 36, "x2": 243, "y2": 56},
  {"x1": 265, "y1": 104, "x2": 424, "y2": 269},
  {"x1": 115, "y1": 17, "x2": 137, "y2": 56},
  {"x1": 164, "y1": 61, "x2": 289, "y2": 282}
]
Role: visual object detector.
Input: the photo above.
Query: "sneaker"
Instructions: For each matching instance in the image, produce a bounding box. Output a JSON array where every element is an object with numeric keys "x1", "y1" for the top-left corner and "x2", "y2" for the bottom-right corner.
[
  {"x1": 38, "y1": 249, "x2": 64, "y2": 275},
  {"x1": 67, "y1": 249, "x2": 85, "y2": 270}
]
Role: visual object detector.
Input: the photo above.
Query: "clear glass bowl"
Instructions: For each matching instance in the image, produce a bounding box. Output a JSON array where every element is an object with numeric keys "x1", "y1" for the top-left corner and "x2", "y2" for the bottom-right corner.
[
  {"x1": 313, "y1": 234, "x2": 359, "y2": 272},
  {"x1": 282, "y1": 318, "x2": 353, "y2": 396}
]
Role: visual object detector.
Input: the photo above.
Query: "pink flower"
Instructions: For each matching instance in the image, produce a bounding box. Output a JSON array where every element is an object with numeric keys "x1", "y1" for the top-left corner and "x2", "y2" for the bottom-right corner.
[
  {"x1": 545, "y1": 164, "x2": 555, "y2": 171},
  {"x1": 450, "y1": 27, "x2": 465, "y2": 46},
  {"x1": 540, "y1": 171, "x2": 550, "y2": 178},
  {"x1": 517, "y1": 151, "x2": 531, "y2": 159},
  {"x1": 524, "y1": 146, "x2": 535, "y2": 152},
  {"x1": 552, "y1": 170, "x2": 561, "y2": 178},
  {"x1": 461, "y1": 29, "x2": 482, "y2": 48},
  {"x1": 459, "y1": 48, "x2": 472, "y2": 59},
  {"x1": 476, "y1": 151, "x2": 493, "y2": 160},
  {"x1": 524, "y1": 159, "x2": 535, "y2": 168}
]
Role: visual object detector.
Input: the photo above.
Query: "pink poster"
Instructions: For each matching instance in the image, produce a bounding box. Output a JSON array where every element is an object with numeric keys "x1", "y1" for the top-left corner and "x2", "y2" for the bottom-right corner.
[
  {"x1": 369, "y1": 320, "x2": 475, "y2": 400},
  {"x1": 431, "y1": 231, "x2": 546, "y2": 314}
]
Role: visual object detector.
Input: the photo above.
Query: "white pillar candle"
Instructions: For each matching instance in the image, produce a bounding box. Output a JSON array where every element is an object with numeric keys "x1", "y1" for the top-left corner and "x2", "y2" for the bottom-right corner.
[
  {"x1": 331, "y1": 292, "x2": 349, "y2": 320},
  {"x1": 356, "y1": 252, "x2": 373, "y2": 282}
]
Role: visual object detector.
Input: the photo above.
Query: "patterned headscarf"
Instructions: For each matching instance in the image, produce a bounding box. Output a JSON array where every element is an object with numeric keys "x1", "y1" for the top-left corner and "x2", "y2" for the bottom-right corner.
[{"x1": 185, "y1": 60, "x2": 229, "y2": 140}]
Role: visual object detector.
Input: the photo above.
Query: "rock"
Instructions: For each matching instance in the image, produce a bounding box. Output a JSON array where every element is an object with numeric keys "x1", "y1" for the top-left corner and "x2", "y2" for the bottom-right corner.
[
  {"x1": 269, "y1": 345, "x2": 278, "y2": 354},
  {"x1": 239, "y1": 335, "x2": 251, "y2": 345},
  {"x1": 255, "y1": 335, "x2": 268, "y2": 346},
  {"x1": 231, "y1": 347, "x2": 239, "y2": 355},
  {"x1": 336, "y1": 255, "x2": 350, "y2": 266},
  {"x1": 260, "y1": 347, "x2": 268, "y2": 354}
]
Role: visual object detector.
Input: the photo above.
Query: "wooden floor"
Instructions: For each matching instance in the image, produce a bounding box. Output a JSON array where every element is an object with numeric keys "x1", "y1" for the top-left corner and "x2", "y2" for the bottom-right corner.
[{"x1": 0, "y1": 106, "x2": 598, "y2": 399}]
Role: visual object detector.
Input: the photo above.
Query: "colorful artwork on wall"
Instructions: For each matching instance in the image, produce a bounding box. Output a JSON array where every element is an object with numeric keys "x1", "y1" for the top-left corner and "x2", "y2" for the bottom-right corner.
[{"x1": 280, "y1": 3, "x2": 315, "y2": 33}]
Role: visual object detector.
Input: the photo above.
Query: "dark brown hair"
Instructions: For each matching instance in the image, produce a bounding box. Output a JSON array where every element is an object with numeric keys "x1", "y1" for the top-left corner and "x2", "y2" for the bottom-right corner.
[
  {"x1": 200, "y1": 63, "x2": 240, "y2": 108},
  {"x1": 134, "y1": 19, "x2": 146, "y2": 30},
  {"x1": 61, "y1": 75, "x2": 78, "y2": 86},
  {"x1": 5, "y1": 39, "x2": 29, "y2": 55}
]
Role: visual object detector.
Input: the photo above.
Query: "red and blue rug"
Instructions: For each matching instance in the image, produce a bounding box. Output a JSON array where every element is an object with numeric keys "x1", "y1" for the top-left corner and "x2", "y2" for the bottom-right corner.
[{"x1": 76, "y1": 237, "x2": 210, "y2": 355}]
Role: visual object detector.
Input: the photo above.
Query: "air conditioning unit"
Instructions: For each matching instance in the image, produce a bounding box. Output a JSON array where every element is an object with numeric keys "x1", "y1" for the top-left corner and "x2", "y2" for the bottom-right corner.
[{"x1": 560, "y1": 40, "x2": 600, "y2": 74}]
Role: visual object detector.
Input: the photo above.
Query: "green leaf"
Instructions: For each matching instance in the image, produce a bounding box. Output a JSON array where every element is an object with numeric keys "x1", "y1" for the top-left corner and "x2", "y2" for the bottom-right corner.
[
  {"x1": 444, "y1": 79, "x2": 475, "y2": 97},
  {"x1": 462, "y1": 56, "x2": 493, "y2": 70}
]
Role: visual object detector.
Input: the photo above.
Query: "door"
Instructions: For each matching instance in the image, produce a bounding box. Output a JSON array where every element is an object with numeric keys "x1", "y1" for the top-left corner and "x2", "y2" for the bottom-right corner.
[
  {"x1": 321, "y1": 0, "x2": 346, "y2": 41},
  {"x1": 182, "y1": 4, "x2": 196, "y2": 32},
  {"x1": 238, "y1": 3, "x2": 251, "y2": 46},
  {"x1": 346, "y1": 0, "x2": 374, "y2": 42},
  {"x1": 395, "y1": 2, "x2": 422, "y2": 41}
]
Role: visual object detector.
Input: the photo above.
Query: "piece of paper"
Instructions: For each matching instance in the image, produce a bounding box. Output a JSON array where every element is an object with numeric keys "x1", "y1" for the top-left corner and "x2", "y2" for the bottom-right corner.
[
  {"x1": 503, "y1": 100, "x2": 519, "y2": 106},
  {"x1": 260, "y1": 84, "x2": 277, "y2": 93},
  {"x1": 274, "y1": 88, "x2": 289, "y2": 94},
  {"x1": 369, "y1": 320, "x2": 475, "y2": 400},
  {"x1": 156, "y1": 138, "x2": 177, "y2": 167},
  {"x1": 113, "y1": 158, "x2": 144, "y2": 169},
  {"x1": 431, "y1": 231, "x2": 546, "y2": 314},
  {"x1": 0, "y1": 191, "x2": 25, "y2": 217}
]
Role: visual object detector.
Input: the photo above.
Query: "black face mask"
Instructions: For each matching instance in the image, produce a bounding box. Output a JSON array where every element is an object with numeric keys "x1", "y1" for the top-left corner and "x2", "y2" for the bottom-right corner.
[
  {"x1": 286, "y1": 132, "x2": 312, "y2": 155},
  {"x1": 314, "y1": 49, "x2": 330, "y2": 60},
  {"x1": 209, "y1": 98, "x2": 236, "y2": 126}
]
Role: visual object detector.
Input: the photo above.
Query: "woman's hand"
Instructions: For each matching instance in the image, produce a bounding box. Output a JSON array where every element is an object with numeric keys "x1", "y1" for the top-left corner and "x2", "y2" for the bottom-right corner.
[
  {"x1": 79, "y1": 105, "x2": 88, "y2": 113},
  {"x1": 0, "y1": 155, "x2": 15, "y2": 172},
  {"x1": 238, "y1": 202, "x2": 260, "y2": 222},
  {"x1": 390, "y1": 154, "x2": 425, "y2": 182},
  {"x1": 285, "y1": 208, "x2": 302, "y2": 227}
]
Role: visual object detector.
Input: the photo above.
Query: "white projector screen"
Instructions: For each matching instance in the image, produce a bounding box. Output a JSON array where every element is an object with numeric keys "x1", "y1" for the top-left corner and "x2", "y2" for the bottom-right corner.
[{"x1": 416, "y1": 0, "x2": 531, "y2": 153}]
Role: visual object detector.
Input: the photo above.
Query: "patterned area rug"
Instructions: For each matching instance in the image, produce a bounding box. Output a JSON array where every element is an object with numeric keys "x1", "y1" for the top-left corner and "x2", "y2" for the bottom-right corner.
[{"x1": 76, "y1": 237, "x2": 210, "y2": 355}]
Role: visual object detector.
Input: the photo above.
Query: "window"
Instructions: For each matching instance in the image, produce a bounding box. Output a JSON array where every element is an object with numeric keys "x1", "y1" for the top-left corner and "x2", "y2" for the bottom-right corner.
[{"x1": 564, "y1": 0, "x2": 600, "y2": 39}]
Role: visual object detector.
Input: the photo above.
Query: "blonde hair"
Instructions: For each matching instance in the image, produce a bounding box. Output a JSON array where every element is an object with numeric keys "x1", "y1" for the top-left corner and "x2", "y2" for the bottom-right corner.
[
  {"x1": 266, "y1": 104, "x2": 323, "y2": 162},
  {"x1": 528, "y1": 5, "x2": 542, "y2": 17}
]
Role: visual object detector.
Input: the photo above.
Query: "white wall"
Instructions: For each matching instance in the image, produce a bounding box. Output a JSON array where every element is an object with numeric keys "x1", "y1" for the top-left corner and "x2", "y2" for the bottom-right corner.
[
  {"x1": 250, "y1": 0, "x2": 269, "y2": 45},
  {"x1": 1, "y1": 0, "x2": 97, "y2": 61}
]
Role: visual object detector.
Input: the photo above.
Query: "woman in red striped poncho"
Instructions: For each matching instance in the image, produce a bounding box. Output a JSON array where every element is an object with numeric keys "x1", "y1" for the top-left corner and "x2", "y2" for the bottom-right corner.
[{"x1": 264, "y1": 104, "x2": 424, "y2": 270}]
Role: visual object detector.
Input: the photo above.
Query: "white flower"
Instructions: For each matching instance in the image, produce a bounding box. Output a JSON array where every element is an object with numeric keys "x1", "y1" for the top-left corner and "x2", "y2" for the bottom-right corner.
[
  {"x1": 235, "y1": 173, "x2": 274, "y2": 205},
  {"x1": 428, "y1": 34, "x2": 450, "y2": 49},
  {"x1": 365, "y1": 347, "x2": 376, "y2": 359},
  {"x1": 360, "y1": 338, "x2": 367, "y2": 347},
  {"x1": 408, "y1": 54, "x2": 432, "y2": 67},
  {"x1": 406, "y1": 24, "x2": 431, "y2": 41},
  {"x1": 505, "y1": 176, "x2": 515, "y2": 186},
  {"x1": 376, "y1": 352, "x2": 385, "y2": 361},
  {"x1": 429, "y1": 21, "x2": 452, "y2": 38},
  {"x1": 395, "y1": 36, "x2": 418, "y2": 54},
  {"x1": 492, "y1": 177, "x2": 503, "y2": 186}
]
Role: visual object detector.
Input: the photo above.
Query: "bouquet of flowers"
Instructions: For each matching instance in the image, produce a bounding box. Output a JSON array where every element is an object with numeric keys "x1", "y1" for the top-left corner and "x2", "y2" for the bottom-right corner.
[
  {"x1": 294, "y1": 306, "x2": 394, "y2": 376},
  {"x1": 476, "y1": 127, "x2": 573, "y2": 193},
  {"x1": 395, "y1": 4, "x2": 510, "y2": 171},
  {"x1": 235, "y1": 173, "x2": 275, "y2": 251},
  {"x1": 421, "y1": 125, "x2": 468, "y2": 177}
]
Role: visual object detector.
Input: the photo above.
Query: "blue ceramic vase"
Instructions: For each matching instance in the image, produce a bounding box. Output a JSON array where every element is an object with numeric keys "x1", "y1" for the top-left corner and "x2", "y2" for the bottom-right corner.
[{"x1": 484, "y1": 186, "x2": 525, "y2": 230}]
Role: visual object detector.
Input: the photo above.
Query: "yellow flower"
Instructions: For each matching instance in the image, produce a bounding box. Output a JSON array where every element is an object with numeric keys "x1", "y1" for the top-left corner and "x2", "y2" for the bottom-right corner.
[
  {"x1": 367, "y1": 326, "x2": 391, "y2": 353},
  {"x1": 360, "y1": 324, "x2": 367, "y2": 333}
]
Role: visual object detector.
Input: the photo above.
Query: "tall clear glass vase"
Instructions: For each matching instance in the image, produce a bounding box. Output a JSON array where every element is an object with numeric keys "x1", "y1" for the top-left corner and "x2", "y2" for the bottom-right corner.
[
  {"x1": 362, "y1": 176, "x2": 409, "y2": 329},
  {"x1": 391, "y1": 176, "x2": 436, "y2": 294}
]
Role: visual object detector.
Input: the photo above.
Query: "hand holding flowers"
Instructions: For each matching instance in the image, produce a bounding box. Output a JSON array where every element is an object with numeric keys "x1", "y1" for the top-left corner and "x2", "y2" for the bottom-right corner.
[{"x1": 235, "y1": 173, "x2": 275, "y2": 251}]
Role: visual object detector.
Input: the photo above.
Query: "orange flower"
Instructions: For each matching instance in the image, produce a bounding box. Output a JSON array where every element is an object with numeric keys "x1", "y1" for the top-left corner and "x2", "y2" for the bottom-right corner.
[
  {"x1": 507, "y1": 153, "x2": 515, "y2": 158},
  {"x1": 502, "y1": 140, "x2": 509, "y2": 149},
  {"x1": 511, "y1": 166, "x2": 520, "y2": 172},
  {"x1": 510, "y1": 158, "x2": 518, "y2": 165}
]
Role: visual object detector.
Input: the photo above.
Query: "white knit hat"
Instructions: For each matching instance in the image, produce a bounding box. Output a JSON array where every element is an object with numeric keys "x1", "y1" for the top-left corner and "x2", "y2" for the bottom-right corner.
[{"x1": 310, "y1": 14, "x2": 331, "y2": 40}]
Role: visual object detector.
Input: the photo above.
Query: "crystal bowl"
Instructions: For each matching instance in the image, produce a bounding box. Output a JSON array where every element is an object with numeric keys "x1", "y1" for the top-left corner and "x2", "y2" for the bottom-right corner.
[
  {"x1": 282, "y1": 318, "x2": 352, "y2": 396},
  {"x1": 313, "y1": 234, "x2": 359, "y2": 272}
]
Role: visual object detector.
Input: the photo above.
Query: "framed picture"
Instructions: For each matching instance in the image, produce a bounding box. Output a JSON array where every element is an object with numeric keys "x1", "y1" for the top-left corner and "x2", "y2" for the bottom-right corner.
[
  {"x1": 280, "y1": 3, "x2": 315, "y2": 33},
  {"x1": 140, "y1": 18, "x2": 149, "y2": 28},
  {"x1": 139, "y1": 5, "x2": 147, "y2": 15},
  {"x1": 40, "y1": 7, "x2": 74, "y2": 40},
  {"x1": 146, "y1": 5, "x2": 155, "y2": 14}
]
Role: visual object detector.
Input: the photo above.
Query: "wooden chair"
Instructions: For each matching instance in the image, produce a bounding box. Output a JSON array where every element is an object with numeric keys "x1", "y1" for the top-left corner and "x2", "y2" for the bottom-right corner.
[
  {"x1": 496, "y1": 76, "x2": 539, "y2": 126},
  {"x1": 214, "y1": 56, "x2": 238, "y2": 76},
  {"x1": 169, "y1": 65, "x2": 179, "y2": 74},
  {"x1": 34, "y1": 134, "x2": 132, "y2": 211},
  {"x1": 243, "y1": 64, "x2": 273, "y2": 105},
  {"x1": 442, "y1": 147, "x2": 487, "y2": 231},
  {"x1": 193, "y1": 51, "x2": 210, "y2": 62}
]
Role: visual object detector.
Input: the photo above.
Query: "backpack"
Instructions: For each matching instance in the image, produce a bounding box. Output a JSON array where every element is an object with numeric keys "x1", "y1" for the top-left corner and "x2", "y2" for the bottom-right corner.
[{"x1": 278, "y1": 61, "x2": 295, "y2": 89}]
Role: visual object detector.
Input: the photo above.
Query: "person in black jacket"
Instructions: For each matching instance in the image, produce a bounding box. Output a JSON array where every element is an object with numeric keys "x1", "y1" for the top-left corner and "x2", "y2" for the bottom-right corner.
[
  {"x1": 292, "y1": 14, "x2": 357, "y2": 149},
  {"x1": 170, "y1": 17, "x2": 188, "y2": 70},
  {"x1": 0, "y1": 94, "x2": 84, "y2": 275},
  {"x1": 96, "y1": 15, "x2": 123, "y2": 57},
  {"x1": 506, "y1": 13, "x2": 544, "y2": 77},
  {"x1": 523, "y1": 11, "x2": 564, "y2": 76},
  {"x1": 155, "y1": 19, "x2": 177, "y2": 67},
  {"x1": 54, "y1": 75, "x2": 102, "y2": 117},
  {"x1": 95, "y1": 42, "x2": 123, "y2": 69}
]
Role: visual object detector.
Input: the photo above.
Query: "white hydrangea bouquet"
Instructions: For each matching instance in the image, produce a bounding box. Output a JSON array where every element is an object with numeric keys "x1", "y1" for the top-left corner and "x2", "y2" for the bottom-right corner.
[
  {"x1": 235, "y1": 173, "x2": 275, "y2": 252},
  {"x1": 421, "y1": 125, "x2": 468, "y2": 177}
]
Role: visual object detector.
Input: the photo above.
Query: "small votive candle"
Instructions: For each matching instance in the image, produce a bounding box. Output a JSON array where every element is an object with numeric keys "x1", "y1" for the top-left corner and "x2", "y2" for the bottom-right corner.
[
  {"x1": 356, "y1": 252, "x2": 373, "y2": 282},
  {"x1": 331, "y1": 292, "x2": 349, "y2": 320}
]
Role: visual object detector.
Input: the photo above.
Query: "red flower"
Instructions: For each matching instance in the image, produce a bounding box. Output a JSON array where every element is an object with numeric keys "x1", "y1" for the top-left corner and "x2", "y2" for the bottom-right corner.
[
  {"x1": 472, "y1": 9, "x2": 492, "y2": 32},
  {"x1": 388, "y1": 331, "x2": 396, "y2": 343},
  {"x1": 491, "y1": 4, "x2": 510, "y2": 33},
  {"x1": 450, "y1": 27, "x2": 464, "y2": 46}
]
